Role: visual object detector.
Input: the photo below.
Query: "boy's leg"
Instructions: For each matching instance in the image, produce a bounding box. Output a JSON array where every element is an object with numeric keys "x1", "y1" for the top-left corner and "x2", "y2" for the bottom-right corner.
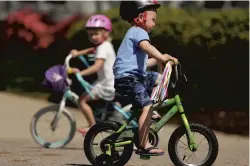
[
  {"x1": 138, "y1": 104, "x2": 152, "y2": 147},
  {"x1": 147, "y1": 72, "x2": 162, "y2": 119},
  {"x1": 138, "y1": 105, "x2": 164, "y2": 154},
  {"x1": 154, "y1": 73, "x2": 162, "y2": 85},
  {"x1": 133, "y1": 77, "x2": 164, "y2": 154},
  {"x1": 115, "y1": 76, "x2": 163, "y2": 154}
]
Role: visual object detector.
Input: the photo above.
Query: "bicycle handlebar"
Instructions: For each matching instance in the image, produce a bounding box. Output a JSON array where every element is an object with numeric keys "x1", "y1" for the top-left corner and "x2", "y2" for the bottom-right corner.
[
  {"x1": 170, "y1": 62, "x2": 187, "y2": 88},
  {"x1": 64, "y1": 54, "x2": 95, "y2": 99},
  {"x1": 65, "y1": 54, "x2": 73, "y2": 70},
  {"x1": 164, "y1": 60, "x2": 178, "y2": 85},
  {"x1": 65, "y1": 54, "x2": 90, "y2": 69}
]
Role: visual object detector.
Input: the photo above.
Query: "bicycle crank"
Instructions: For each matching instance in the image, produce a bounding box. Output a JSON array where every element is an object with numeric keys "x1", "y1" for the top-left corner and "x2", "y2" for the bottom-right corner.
[{"x1": 96, "y1": 154, "x2": 113, "y2": 166}]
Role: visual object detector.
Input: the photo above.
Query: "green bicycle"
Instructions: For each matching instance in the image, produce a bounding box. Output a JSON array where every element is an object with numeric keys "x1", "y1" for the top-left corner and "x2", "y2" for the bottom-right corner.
[{"x1": 83, "y1": 62, "x2": 219, "y2": 166}]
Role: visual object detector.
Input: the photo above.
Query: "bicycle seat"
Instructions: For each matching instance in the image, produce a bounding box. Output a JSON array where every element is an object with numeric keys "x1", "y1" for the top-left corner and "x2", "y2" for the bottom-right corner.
[
  {"x1": 115, "y1": 92, "x2": 128, "y2": 97},
  {"x1": 114, "y1": 92, "x2": 132, "y2": 106},
  {"x1": 88, "y1": 99, "x2": 109, "y2": 108}
]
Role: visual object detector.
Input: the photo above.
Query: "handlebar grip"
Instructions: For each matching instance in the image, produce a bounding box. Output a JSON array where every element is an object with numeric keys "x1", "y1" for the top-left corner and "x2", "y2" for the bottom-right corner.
[
  {"x1": 170, "y1": 63, "x2": 179, "y2": 88},
  {"x1": 175, "y1": 65, "x2": 178, "y2": 81}
]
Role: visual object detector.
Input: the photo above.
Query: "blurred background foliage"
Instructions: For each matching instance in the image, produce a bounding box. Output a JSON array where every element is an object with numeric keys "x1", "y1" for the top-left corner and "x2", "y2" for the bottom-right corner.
[
  {"x1": 1, "y1": 2, "x2": 249, "y2": 135},
  {"x1": 67, "y1": 6, "x2": 249, "y2": 111}
]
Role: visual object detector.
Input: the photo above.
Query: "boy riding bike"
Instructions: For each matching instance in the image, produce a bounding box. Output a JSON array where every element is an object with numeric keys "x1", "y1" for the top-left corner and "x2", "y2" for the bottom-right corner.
[
  {"x1": 69, "y1": 14, "x2": 116, "y2": 135},
  {"x1": 113, "y1": 0, "x2": 178, "y2": 156}
]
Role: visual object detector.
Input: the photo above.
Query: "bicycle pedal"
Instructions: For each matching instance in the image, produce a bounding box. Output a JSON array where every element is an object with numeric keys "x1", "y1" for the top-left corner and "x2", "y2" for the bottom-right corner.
[{"x1": 140, "y1": 155, "x2": 150, "y2": 160}]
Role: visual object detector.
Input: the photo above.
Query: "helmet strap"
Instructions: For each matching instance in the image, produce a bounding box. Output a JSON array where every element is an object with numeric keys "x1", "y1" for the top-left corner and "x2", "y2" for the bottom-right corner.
[{"x1": 133, "y1": 11, "x2": 147, "y2": 30}]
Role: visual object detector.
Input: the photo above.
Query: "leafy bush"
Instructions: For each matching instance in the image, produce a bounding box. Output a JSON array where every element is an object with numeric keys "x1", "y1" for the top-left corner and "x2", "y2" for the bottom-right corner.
[
  {"x1": 2, "y1": 6, "x2": 249, "y2": 112},
  {"x1": 67, "y1": 7, "x2": 249, "y2": 47},
  {"x1": 67, "y1": 7, "x2": 249, "y2": 111}
]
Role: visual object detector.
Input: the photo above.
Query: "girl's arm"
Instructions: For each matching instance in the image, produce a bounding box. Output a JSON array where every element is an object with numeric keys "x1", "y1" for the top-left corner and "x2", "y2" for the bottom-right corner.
[
  {"x1": 80, "y1": 59, "x2": 104, "y2": 76},
  {"x1": 71, "y1": 47, "x2": 95, "y2": 57},
  {"x1": 78, "y1": 47, "x2": 95, "y2": 56}
]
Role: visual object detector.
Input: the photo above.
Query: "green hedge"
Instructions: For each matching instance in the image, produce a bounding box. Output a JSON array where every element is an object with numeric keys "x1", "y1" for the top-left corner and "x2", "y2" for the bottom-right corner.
[
  {"x1": 67, "y1": 7, "x2": 249, "y2": 111},
  {"x1": 3, "y1": 7, "x2": 249, "y2": 112},
  {"x1": 67, "y1": 7, "x2": 249, "y2": 47}
]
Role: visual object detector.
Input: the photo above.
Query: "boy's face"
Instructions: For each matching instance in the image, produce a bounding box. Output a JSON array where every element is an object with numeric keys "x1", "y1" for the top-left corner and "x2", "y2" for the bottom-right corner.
[
  {"x1": 87, "y1": 29, "x2": 108, "y2": 45},
  {"x1": 145, "y1": 10, "x2": 157, "y2": 33}
]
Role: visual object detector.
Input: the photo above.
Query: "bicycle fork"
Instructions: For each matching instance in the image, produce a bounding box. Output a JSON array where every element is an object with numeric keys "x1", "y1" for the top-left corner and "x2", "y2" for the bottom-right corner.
[
  {"x1": 51, "y1": 94, "x2": 67, "y2": 131},
  {"x1": 175, "y1": 95, "x2": 197, "y2": 151}
]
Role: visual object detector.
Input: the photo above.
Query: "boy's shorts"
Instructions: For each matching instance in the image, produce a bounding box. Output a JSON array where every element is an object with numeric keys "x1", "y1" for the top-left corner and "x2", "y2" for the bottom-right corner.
[{"x1": 114, "y1": 71, "x2": 159, "y2": 110}]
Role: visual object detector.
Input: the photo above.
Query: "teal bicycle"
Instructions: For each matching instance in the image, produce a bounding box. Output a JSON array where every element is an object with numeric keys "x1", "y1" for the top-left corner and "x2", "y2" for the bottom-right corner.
[
  {"x1": 30, "y1": 54, "x2": 134, "y2": 149},
  {"x1": 84, "y1": 62, "x2": 219, "y2": 166}
]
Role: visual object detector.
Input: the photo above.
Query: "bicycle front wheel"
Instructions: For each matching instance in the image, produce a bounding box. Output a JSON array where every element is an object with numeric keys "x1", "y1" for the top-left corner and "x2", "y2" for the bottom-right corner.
[
  {"x1": 30, "y1": 105, "x2": 76, "y2": 148},
  {"x1": 168, "y1": 123, "x2": 218, "y2": 166}
]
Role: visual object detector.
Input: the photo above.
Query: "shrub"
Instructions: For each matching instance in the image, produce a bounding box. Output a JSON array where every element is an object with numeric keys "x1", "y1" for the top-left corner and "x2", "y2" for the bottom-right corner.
[{"x1": 67, "y1": 7, "x2": 249, "y2": 111}]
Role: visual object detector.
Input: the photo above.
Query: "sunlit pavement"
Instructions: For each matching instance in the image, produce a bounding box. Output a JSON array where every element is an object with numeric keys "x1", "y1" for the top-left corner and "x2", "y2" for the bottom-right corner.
[{"x1": 0, "y1": 92, "x2": 248, "y2": 166}]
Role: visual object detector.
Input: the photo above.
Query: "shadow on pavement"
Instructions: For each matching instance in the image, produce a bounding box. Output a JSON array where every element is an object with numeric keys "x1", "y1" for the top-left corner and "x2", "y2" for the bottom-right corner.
[
  {"x1": 65, "y1": 164, "x2": 92, "y2": 166},
  {"x1": 25, "y1": 146, "x2": 83, "y2": 151},
  {"x1": 57, "y1": 147, "x2": 83, "y2": 151}
]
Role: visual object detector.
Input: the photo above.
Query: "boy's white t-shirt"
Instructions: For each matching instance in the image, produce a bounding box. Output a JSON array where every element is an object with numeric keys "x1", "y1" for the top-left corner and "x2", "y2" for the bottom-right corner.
[{"x1": 92, "y1": 41, "x2": 116, "y2": 101}]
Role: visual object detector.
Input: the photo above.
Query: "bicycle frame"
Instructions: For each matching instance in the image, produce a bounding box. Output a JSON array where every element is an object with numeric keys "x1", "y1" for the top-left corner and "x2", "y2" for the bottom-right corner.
[
  {"x1": 56, "y1": 55, "x2": 137, "y2": 127},
  {"x1": 104, "y1": 63, "x2": 198, "y2": 153},
  {"x1": 111, "y1": 94, "x2": 197, "y2": 151},
  {"x1": 56, "y1": 54, "x2": 106, "y2": 115}
]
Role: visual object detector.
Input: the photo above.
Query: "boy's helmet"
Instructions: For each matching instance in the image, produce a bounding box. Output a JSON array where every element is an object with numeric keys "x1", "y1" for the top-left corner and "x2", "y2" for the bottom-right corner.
[
  {"x1": 120, "y1": 0, "x2": 161, "y2": 22},
  {"x1": 85, "y1": 14, "x2": 112, "y2": 32}
]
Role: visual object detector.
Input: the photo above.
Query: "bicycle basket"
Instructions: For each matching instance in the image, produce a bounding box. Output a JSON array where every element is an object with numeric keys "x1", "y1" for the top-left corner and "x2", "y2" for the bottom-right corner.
[{"x1": 42, "y1": 65, "x2": 68, "y2": 93}]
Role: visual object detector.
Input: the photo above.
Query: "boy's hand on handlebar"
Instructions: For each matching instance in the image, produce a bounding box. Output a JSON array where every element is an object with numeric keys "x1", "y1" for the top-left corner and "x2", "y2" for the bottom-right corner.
[
  {"x1": 70, "y1": 49, "x2": 79, "y2": 57},
  {"x1": 163, "y1": 54, "x2": 178, "y2": 65},
  {"x1": 171, "y1": 57, "x2": 179, "y2": 65}
]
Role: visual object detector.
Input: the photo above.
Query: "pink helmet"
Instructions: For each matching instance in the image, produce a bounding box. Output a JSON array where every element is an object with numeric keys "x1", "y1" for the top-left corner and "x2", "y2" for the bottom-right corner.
[{"x1": 85, "y1": 14, "x2": 112, "y2": 32}]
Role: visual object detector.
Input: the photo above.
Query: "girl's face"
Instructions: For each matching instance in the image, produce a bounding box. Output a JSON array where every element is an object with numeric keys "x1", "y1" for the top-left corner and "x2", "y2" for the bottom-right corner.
[{"x1": 87, "y1": 29, "x2": 109, "y2": 45}]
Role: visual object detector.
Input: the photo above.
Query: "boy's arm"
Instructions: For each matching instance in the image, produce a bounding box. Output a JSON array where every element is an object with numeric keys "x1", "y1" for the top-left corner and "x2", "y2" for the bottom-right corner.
[
  {"x1": 80, "y1": 59, "x2": 104, "y2": 76},
  {"x1": 147, "y1": 58, "x2": 157, "y2": 67},
  {"x1": 139, "y1": 41, "x2": 177, "y2": 64}
]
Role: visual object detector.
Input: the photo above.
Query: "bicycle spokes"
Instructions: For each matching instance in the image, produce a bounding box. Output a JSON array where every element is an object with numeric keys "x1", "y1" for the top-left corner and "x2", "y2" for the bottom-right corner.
[{"x1": 177, "y1": 132, "x2": 210, "y2": 165}]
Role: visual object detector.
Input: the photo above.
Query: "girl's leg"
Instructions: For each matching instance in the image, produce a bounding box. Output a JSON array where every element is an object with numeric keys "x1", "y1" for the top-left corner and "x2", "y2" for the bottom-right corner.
[{"x1": 78, "y1": 94, "x2": 99, "y2": 134}]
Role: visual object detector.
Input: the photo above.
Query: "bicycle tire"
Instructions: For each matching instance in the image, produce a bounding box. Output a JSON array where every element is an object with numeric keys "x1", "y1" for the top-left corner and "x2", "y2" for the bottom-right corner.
[
  {"x1": 30, "y1": 105, "x2": 76, "y2": 148},
  {"x1": 168, "y1": 123, "x2": 219, "y2": 166}
]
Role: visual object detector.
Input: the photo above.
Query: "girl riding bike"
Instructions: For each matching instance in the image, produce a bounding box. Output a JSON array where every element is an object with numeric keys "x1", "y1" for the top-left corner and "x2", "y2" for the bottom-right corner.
[{"x1": 69, "y1": 14, "x2": 116, "y2": 136}]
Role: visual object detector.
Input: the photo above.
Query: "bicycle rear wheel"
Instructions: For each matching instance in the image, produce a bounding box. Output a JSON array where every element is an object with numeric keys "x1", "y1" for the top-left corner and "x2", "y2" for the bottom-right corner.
[
  {"x1": 84, "y1": 121, "x2": 133, "y2": 166},
  {"x1": 90, "y1": 100, "x2": 111, "y2": 123},
  {"x1": 30, "y1": 105, "x2": 76, "y2": 148}
]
